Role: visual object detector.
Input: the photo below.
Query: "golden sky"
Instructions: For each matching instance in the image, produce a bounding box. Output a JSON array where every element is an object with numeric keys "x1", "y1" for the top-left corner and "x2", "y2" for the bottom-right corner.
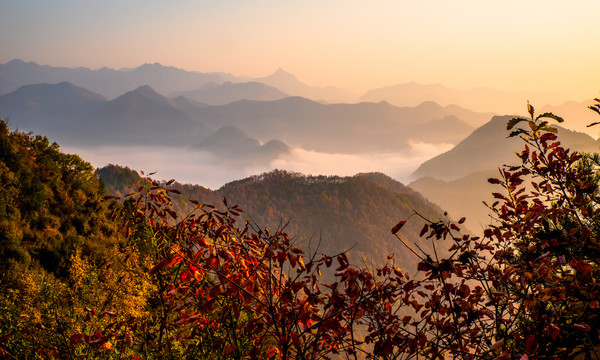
[{"x1": 1, "y1": 0, "x2": 599, "y2": 100}]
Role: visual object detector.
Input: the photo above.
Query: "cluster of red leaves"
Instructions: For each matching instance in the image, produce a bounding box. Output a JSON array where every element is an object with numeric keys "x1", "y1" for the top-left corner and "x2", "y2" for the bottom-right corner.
[
  {"x1": 384, "y1": 102, "x2": 600, "y2": 359},
  {"x1": 81, "y1": 177, "x2": 424, "y2": 360}
]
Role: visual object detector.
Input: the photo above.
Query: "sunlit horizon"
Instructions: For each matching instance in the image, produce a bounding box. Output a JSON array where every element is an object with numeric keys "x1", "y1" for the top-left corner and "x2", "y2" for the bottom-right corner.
[{"x1": 2, "y1": 1, "x2": 599, "y2": 101}]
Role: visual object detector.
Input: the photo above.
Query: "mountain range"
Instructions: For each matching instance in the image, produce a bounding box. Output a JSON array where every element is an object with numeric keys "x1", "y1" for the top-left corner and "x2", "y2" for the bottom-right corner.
[
  {"x1": 359, "y1": 82, "x2": 570, "y2": 116},
  {"x1": 171, "y1": 81, "x2": 289, "y2": 105},
  {"x1": 409, "y1": 115, "x2": 600, "y2": 227},
  {"x1": 0, "y1": 81, "x2": 491, "y2": 156},
  {"x1": 412, "y1": 115, "x2": 600, "y2": 180},
  {"x1": 0, "y1": 59, "x2": 354, "y2": 104},
  {"x1": 2, "y1": 59, "x2": 597, "y2": 224}
]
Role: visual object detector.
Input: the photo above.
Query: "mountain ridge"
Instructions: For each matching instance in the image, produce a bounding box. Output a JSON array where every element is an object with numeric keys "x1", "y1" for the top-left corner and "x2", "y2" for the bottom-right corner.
[{"x1": 98, "y1": 165, "x2": 448, "y2": 272}]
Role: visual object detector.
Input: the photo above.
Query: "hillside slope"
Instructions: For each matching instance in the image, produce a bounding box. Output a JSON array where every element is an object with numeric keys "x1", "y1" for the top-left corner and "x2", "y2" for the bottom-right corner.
[{"x1": 98, "y1": 165, "x2": 449, "y2": 272}]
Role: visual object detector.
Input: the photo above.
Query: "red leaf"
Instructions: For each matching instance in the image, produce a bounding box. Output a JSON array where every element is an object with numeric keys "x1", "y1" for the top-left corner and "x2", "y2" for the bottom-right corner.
[
  {"x1": 70, "y1": 333, "x2": 87, "y2": 344},
  {"x1": 149, "y1": 257, "x2": 170, "y2": 275},
  {"x1": 547, "y1": 323, "x2": 560, "y2": 340},
  {"x1": 525, "y1": 335, "x2": 537, "y2": 353},
  {"x1": 392, "y1": 221, "x2": 406, "y2": 234},
  {"x1": 267, "y1": 348, "x2": 281, "y2": 358},
  {"x1": 419, "y1": 224, "x2": 429, "y2": 237}
]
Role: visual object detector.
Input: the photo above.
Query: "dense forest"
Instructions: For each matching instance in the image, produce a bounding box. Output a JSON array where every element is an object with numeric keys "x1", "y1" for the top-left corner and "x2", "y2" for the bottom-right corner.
[{"x1": 2, "y1": 98, "x2": 600, "y2": 359}]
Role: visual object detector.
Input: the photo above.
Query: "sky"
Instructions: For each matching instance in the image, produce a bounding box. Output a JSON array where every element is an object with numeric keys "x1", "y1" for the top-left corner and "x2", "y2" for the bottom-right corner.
[{"x1": 1, "y1": 0, "x2": 599, "y2": 101}]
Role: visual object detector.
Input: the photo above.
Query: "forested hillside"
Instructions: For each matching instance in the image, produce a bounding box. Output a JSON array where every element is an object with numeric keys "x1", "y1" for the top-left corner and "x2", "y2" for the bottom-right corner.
[
  {"x1": 0, "y1": 120, "x2": 153, "y2": 358},
  {"x1": 97, "y1": 165, "x2": 448, "y2": 271},
  {"x1": 0, "y1": 120, "x2": 118, "y2": 276}
]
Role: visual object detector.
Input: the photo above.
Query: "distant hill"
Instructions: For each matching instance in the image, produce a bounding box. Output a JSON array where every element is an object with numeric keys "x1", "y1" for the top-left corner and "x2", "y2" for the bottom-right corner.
[
  {"x1": 409, "y1": 170, "x2": 499, "y2": 229},
  {"x1": 409, "y1": 115, "x2": 600, "y2": 229},
  {"x1": 172, "y1": 81, "x2": 289, "y2": 105},
  {"x1": 98, "y1": 166, "x2": 449, "y2": 272},
  {"x1": 0, "y1": 81, "x2": 106, "y2": 135},
  {"x1": 194, "y1": 125, "x2": 290, "y2": 163},
  {"x1": 1, "y1": 83, "x2": 487, "y2": 154},
  {"x1": 0, "y1": 83, "x2": 212, "y2": 147},
  {"x1": 0, "y1": 59, "x2": 356, "y2": 103},
  {"x1": 412, "y1": 115, "x2": 600, "y2": 180},
  {"x1": 0, "y1": 59, "x2": 238, "y2": 99},
  {"x1": 84, "y1": 85, "x2": 211, "y2": 146},
  {"x1": 541, "y1": 99, "x2": 600, "y2": 138},
  {"x1": 186, "y1": 97, "x2": 482, "y2": 153},
  {"x1": 359, "y1": 81, "x2": 568, "y2": 116},
  {"x1": 254, "y1": 68, "x2": 356, "y2": 103}
]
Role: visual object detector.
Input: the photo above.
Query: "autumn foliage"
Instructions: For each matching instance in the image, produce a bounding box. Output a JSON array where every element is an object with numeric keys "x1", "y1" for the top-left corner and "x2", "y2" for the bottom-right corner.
[{"x1": 2, "y1": 98, "x2": 600, "y2": 359}]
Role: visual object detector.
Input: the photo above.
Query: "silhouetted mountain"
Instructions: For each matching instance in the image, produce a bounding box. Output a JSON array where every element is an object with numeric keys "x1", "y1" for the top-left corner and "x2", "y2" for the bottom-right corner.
[
  {"x1": 0, "y1": 59, "x2": 238, "y2": 99},
  {"x1": 173, "y1": 81, "x2": 289, "y2": 105},
  {"x1": 98, "y1": 166, "x2": 448, "y2": 272},
  {"x1": 188, "y1": 97, "x2": 481, "y2": 153},
  {"x1": 409, "y1": 170, "x2": 499, "y2": 229},
  {"x1": 84, "y1": 85, "x2": 210, "y2": 146},
  {"x1": 409, "y1": 116, "x2": 600, "y2": 229},
  {"x1": 169, "y1": 95, "x2": 210, "y2": 113},
  {"x1": 0, "y1": 81, "x2": 106, "y2": 135},
  {"x1": 360, "y1": 82, "x2": 569, "y2": 115},
  {"x1": 0, "y1": 79, "x2": 488, "y2": 154},
  {"x1": 194, "y1": 125, "x2": 290, "y2": 163},
  {"x1": 0, "y1": 83, "x2": 211, "y2": 146},
  {"x1": 0, "y1": 76, "x2": 18, "y2": 95},
  {"x1": 412, "y1": 115, "x2": 600, "y2": 180},
  {"x1": 542, "y1": 99, "x2": 600, "y2": 137},
  {"x1": 254, "y1": 68, "x2": 356, "y2": 103},
  {"x1": 410, "y1": 115, "x2": 474, "y2": 144}
]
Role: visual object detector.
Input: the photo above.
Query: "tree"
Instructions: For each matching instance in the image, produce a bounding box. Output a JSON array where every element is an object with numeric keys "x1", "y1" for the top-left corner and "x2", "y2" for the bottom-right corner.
[{"x1": 385, "y1": 99, "x2": 600, "y2": 359}]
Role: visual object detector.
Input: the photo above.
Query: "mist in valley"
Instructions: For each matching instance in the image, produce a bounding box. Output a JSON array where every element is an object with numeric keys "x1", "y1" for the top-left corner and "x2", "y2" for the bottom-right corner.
[{"x1": 63, "y1": 140, "x2": 454, "y2": 190}]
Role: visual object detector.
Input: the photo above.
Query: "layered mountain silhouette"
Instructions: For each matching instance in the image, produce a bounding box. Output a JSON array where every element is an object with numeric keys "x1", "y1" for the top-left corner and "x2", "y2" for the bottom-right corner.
[
  {"x1": 98, "y1": 166, "x2": 448, "y2": 272},
  {"x1": 172, "y1": 81, "x2": 288, "y2": 105},
  {"x1": 410, "y1": 116, "x2": 600, "y2": 227},
  {"x1": 0, "y1": 59, "x2": 238, "y2": 99},
  {"x1": 0, "y1": 82, "x2": 210, "y2": 146},
  {"x1": 0, "y1": 60, "x2": 355, "y2": 103},
  {"x1": 0, "y1": 82, "x2": 488, "y2": 154},
  {"x1": 541, "y1": 99, "x2": 600, "y2": 137},
  {"x1": 185, "y1": 97, "x2": 482, "y2": 153},
  {"x1": 254, "y1": 68, "x2": 356, "y2": 103},
  {"x1": 412, "y1": 115, "x2": 600, "y2": 180},
  {"x1": 194, "y1": 125, "x2": 290, "y2": 163},
  {"x1": 359, "y1": 82, "x2": 569, "y2": 116},
  {"x1": 0, "y1": 81, "x2": 106, "y2": 134}
]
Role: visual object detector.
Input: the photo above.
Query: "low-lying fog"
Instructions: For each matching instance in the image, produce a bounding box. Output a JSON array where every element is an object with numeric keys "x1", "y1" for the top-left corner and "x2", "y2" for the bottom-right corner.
[{"x1": 63, "y1": 140, "x2": 453, "y2": 189}]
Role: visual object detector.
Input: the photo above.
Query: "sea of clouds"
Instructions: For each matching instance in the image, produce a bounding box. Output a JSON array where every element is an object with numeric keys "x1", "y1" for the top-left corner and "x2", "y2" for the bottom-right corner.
[{"x1": 63, "y1": 140, "x2": 453, "y2": 190}]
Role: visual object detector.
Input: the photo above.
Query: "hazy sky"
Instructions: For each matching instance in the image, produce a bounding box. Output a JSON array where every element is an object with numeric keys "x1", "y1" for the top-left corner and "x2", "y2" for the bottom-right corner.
[{"x1": 1, "y1": 1, "x2": 599, "y2": 100}]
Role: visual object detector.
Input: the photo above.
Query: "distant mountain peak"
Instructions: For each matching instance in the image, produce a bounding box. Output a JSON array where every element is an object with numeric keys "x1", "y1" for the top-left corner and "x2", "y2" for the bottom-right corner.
[
  {"x1": 266, "y1": 68, "x2": 298, "y2": 81},
  {"x1": 6, "y1": 58, "x2": 28, "y2": 65},
  {"x1": 139, "y1": 62, "x2": 164, "y2": 68},
  {"x1": 129, "y1": 85, "x2": 162, "y2": 97}
]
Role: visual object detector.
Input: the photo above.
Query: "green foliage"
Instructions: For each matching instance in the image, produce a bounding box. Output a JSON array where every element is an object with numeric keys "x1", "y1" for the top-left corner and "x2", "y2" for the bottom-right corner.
[{"x1": 0, "y1": 120, "x2": 120, "y2": 279}]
